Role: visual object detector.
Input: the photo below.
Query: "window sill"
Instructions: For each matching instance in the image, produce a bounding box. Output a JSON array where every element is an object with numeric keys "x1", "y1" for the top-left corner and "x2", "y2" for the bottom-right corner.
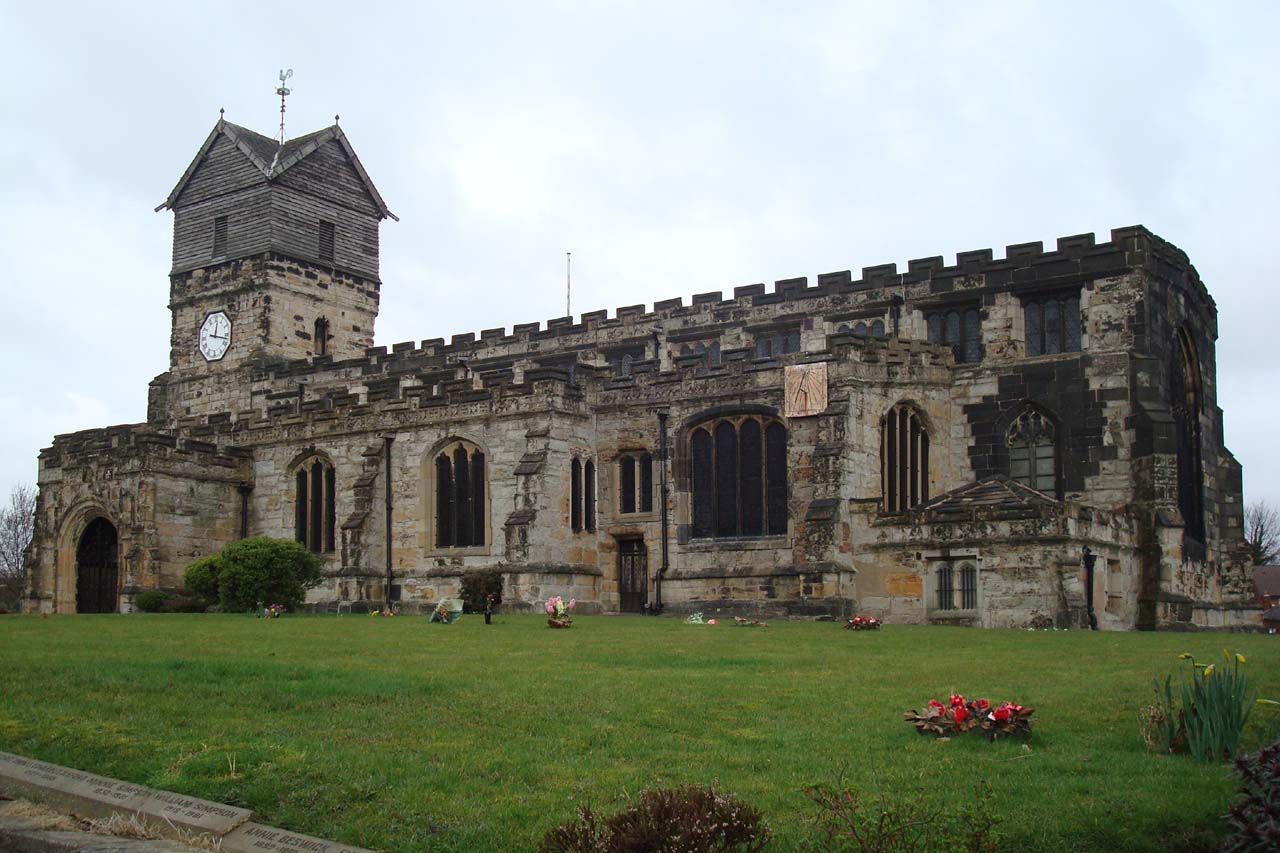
[
  {"x1": 685, "y1": 535, "x2": 790, "y2": 552},
  {"x1": 615, "y1": 512, "x2": 659, "y2": 523},
  {"x1": 424, "y1": 546, "x2": 491, "y2": 558}
]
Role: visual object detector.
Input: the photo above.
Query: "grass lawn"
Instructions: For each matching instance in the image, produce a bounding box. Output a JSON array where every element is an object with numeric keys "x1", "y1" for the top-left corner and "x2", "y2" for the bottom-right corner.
[{"x1": 0, "y1": 614, "x2": 1276, "y2": 851}]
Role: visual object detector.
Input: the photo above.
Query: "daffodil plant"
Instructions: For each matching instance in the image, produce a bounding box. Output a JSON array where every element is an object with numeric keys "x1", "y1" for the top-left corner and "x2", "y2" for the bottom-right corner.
[{"x1": 1152, "y1": 650, "x2": 1272, "y2": 762}]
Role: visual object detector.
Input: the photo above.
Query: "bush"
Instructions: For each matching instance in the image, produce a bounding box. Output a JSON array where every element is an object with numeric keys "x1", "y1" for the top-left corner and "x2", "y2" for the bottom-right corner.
[
  {"x1": 460, "y1": 569, "x2": 504, "y2": 613},
  {"x1": 806, "y1": 778, "x2": 1000, "y2": 852},
  {"x1": 1225, "y1": 738, "x2": 1280, "y2": 852},
  {"x1": 214, "y1": 537, "x2": 322, "y2": 612},
  {"x1": 540, "y1": 784, "x2": 769, "y2": 852},
  {"x1": 133, "y1": 590, "x2": 171, "y2": 612},
  {"x1": 159, "y1": 593, "x2": 206, "y2": 613},
  {"x1": 183, "y1": 555, "x2": 222, "y2": 604}
]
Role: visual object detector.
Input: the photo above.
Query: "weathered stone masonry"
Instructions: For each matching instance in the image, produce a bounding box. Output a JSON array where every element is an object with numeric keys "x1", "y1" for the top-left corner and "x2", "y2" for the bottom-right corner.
[{"x1": 24, "y1": 116, "x2": 1258, "y2": 629}]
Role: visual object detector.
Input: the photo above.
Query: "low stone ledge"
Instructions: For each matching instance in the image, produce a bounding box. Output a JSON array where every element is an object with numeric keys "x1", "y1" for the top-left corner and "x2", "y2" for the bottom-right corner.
[{"x1": 0, "y1": 753, "x2": 371, "y2": 853}]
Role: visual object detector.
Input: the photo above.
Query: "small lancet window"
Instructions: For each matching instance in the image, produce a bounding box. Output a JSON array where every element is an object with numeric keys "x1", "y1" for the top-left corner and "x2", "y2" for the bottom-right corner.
[
  {"x1": 570, "y1": 455, "x2": 596, "y2": 533},
  {"x1": 314, "y1": 317, "x2": 330, "y2": 357}
]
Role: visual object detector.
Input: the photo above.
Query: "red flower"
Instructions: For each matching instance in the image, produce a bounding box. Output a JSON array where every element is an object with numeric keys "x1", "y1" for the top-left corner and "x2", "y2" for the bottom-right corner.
[
  {"x1": 993, "y1": 706, "x2": 1011, "y2": 722},
  {"x1": 949, "y1": 694, "x2": 965, "y2": 707},
  {"x1": 953, "y1": 705, "x2": 970, "y2": 723},
  {"x1": 975, "y1": 698, "x2": 990, "y2": 711},
  {"x1": 928, "y1": 699, "x2": 945, "y2": 710}
]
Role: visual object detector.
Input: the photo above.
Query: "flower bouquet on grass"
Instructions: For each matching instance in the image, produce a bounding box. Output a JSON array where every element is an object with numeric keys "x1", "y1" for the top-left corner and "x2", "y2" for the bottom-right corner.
[
  {"x1": 844, "y1": 615, "x2": 881, "y2": 630},
  {"x1": 732, "y1": 616, "x2": 768, "y2": 627},
  {"x1": 260, "y1": 604, "x2": 286, "y2": 619},
  {"x1": 545, "y1": 595, "x2": 576, "y2": 628},
  {"x1": 905, "y1": 694, "x2": 1034, "y2": 740}
]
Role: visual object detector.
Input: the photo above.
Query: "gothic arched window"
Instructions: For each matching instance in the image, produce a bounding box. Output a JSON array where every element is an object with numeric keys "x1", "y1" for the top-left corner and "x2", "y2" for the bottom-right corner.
[
  {"x1": 294, "y1": 454, "x2": 336, "y2": 554},
  {"x1": 882, "y1": 403, "x2": 930, "y2": 512},
  {"x1": 1007, "y1": 407, "x2": 1057, "y2": 493},
  {"x1": 1171, "y1": 328, "x2": 1205, "y2": 543},
  {"x1": 690, "y1": 415, "x2": 787, "y2": 538},
  {"x1": 434, "y1": 440, "x2": 487, "y2": 548}
]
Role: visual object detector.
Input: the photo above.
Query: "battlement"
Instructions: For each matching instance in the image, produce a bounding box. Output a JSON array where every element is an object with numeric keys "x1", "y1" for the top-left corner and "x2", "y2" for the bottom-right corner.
[{"x1": 41, "y1": 423, "x2": 251, "y2": 472}]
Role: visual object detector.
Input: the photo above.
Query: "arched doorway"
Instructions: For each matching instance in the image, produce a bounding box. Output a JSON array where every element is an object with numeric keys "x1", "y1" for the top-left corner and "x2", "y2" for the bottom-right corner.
[{"x1": 76, "y1": 518, "x2": 119, "y2": 613}]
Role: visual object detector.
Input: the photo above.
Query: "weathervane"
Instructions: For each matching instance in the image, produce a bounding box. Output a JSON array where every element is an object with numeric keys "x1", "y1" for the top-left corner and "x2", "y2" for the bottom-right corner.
[{"x1": 276, "y1": 68, "x2": 293, "y2": 143}]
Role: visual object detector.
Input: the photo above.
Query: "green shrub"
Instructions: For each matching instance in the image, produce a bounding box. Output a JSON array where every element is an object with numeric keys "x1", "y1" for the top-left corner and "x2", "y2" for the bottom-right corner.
[
  {"x1": 805, "y1": 778, "x2": 1000, "y2": 852},
  {"x1": 460, "y1": 569, "x2": 504, "y2": 613},
  {"x1": 158, "y1": 593, "x2": 205, "y2": 613},
  {"x1": 183, "y1": 555, "x2": 222, "y2": 604},
  {"x1": 1151, "y1": 651, "x2": 1260, "y2": 761},
  {"x1": 214, "y1": 537, "x2": 322, "y2": 612},
  {"x1": 1225, "y1": 737, "x2": 1280, "y2": 852},
  {"x1": 133, "y1": 590, "x2": 171, "y2": 612},
  {"x1": 540, "y1": 784, "x2": 769, "y2": 852}
]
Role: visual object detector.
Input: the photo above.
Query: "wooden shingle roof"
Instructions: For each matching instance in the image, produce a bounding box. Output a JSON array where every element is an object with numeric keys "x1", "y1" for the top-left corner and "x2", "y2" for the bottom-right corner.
[{"x1": 156, "y1": 116, "x2": 397, "y2": 220}]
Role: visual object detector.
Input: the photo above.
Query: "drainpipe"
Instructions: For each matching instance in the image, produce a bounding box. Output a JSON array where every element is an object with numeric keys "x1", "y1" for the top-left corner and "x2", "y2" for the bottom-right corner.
[
  {"x1": 1082, "y1": 545, "x2": 1098, "y2": 630},
  {"x1": 237, "y1": 483, "x2": 253, "y2": 539},
  {"x1": 655, "y1": 411, "x2": 669, "y2": 614},
  {"x1": 383, "y1": 434, "x2": 395, "y2": 609}
]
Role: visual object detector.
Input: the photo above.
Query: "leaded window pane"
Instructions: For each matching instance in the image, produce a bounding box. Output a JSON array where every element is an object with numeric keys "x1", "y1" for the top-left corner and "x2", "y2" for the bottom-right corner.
[
  {"x1": 1063, "y1": 296, "x2": 1081, "y2": 352},
  {"x1": 1025, "y1": 301, "x2": 1042, "y2": 357},
  {"x1": 1044, "y1": 299, "x2": 1061, "y2": 355},
  {"x1": 963, "y1": 309, "x2": 981, "y2": 363}
]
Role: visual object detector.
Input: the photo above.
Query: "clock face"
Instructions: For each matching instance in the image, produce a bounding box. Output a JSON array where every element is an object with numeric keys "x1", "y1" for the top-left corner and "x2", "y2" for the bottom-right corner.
[{"x1": 198, "y1": 311, "x2": 232, "y2": 362}]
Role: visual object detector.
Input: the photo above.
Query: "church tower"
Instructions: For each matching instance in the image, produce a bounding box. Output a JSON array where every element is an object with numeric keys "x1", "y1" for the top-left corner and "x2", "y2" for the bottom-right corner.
[{"x1": 150, "y1": 116, "x2": 395, "y2": 421}]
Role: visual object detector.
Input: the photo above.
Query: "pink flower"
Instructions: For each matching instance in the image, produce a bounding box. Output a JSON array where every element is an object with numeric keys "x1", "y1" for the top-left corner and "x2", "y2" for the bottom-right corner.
[
  {"x1": 545, "y1": 601, "x2": 555, "y2": 615},
  {"x1": 707, "y1": 619, "x2": 718, "y2": 625},
  {"x1": 568, "y1": 598, "x2": 576, "y2": 610}
]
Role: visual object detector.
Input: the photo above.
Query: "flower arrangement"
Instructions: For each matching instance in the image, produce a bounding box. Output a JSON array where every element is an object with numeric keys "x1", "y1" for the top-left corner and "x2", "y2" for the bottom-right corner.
[
  {"x1": 435, "y1": 601, "x2": 451, "y2": 619},
  {"x1": 732, "y1": 616, "x2": 768, "y2": 627},
  {"x1": 844, "y1": 615, "x2": 881, "y2": 631},
  {"x1": 904, "y1": 693, "x2": 1034, "y2": 740},
  {"x1": 545, "y1": 595, "x2": 576, "y2": 628},
  {"x1": 260, "y1": 603, "x2": 287, "y2": 618},
  {"x1": 686, "y1": 612, "x2": 719, "y2": 626}
]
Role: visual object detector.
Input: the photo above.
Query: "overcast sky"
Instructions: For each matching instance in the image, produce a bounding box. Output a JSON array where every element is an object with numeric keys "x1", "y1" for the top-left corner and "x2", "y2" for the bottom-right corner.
[{"x1": 2, "y1": 1, "x2": 1278, "y2": 511}]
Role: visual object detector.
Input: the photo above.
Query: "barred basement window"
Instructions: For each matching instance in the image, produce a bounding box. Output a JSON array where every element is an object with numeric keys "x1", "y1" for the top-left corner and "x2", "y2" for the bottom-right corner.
[
  {"x1": 1171, "y1": 327, "x2": 1205, "y2": 543},
  {"x1": 1007, "y1": 407, "x2": 1057, "y2": 493},
  {"x1": 926, "y1": 307, "x2": 981, "y2": 363},
  {"x1": 570, "y1": 456, "x2": 596, "y2": 533},
  {"x1": 435, "y1": 440, "x2": 487, "y2": 548},
  {"x1": 935, "y1": 563, "x2": 976, "y2": 611},
  {"x1": 936, "y1": 564, "x2": 954, "y2": 611},
  {"x1": 690, "y1": 415, "x2": 787, "y2": 538},
  {"x1": 314, "y1": 317, "x2": 330, "y2": 356},
  {"x1": 1024, "y1": 292, "x2": 1081, "y2": 356},
  {"x1": 754, "y1": 329, "x2": 801, "y2": 358},
  {"x1": 294, "y1": 455, "x2": 335, "y2": 554},
  {"x1": 318, "y1": 220, "x2": 335, "y2": 262},
  {"x1": 212, "y1": 216, "x2": 228, "y2": 258},
  {"x1": 618, "y1": 451, "x2": 654, "y2": 515},
  {"x1": 882, "y1": 403, "x2": 930, "y2": 512}
]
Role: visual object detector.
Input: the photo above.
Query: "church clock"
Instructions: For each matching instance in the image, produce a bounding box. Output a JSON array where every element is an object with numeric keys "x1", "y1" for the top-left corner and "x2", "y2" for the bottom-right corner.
[{"x1": 198, "y1": 311, "x2": 232, "y2": 362}]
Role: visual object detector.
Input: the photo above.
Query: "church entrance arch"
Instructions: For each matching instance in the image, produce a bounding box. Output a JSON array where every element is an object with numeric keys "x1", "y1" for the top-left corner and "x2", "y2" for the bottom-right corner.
[{"x1": 76, "y1": 517, "x2": 119, "y2": 613}]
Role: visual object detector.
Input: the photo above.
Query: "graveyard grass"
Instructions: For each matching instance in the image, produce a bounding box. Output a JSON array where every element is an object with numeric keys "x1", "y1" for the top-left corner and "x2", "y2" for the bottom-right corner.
[{"x1": 1, "y1": 616, "x2": 1278, "y2": 851}]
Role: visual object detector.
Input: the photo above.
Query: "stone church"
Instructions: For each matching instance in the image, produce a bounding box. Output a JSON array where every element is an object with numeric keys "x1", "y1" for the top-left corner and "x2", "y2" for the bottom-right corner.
[{"x1": 23, "y1": 115, "x2": 1259, "y2": 629}]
